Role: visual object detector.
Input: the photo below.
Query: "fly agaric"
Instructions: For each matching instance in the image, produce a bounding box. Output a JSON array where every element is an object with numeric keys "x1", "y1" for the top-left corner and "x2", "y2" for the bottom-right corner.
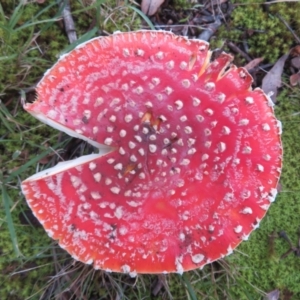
[{"x1": 21, "y1": 30, "x2": 282, "y2": 275}]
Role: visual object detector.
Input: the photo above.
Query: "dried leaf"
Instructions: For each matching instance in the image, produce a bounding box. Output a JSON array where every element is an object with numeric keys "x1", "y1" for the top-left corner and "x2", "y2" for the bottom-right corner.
[
  {"x1": 141, "y1": 0, "x2": 165, "y2": 16},
  {"x1": 290, "y1": 45, "x2": 300, "y2": 57},
  {"x1": 244, "y1": 57, "x2": 264, "y2": 71},
  {"x1": 39, "y1": 153, "x2": 54, "y2": 164},
  {"x1": 290, "y1": 72, "x2": 300, "y2": 86},
  {"x1": 262, "y1": 53, "x2": 289, "y2": 103},
  {"x1": 291, "y1": 57, "x2": 300, "y2": 69},
  {"x1": 265, "y1": 289, "x2": 280, "y2": 300}
]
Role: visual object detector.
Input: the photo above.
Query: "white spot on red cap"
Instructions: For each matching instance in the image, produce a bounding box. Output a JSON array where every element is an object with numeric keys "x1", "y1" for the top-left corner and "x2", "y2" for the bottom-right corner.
[
  {"x1": 180, "y1": 159, "x2": 190, "y2": 166},
  {"x1": 122, "y1": 83, "x2": 129, "y2": 91},
  {"x1": 114, "y1": 206, "x2": 123, "y2": 219},
  {"x1": 123, "y1": 48, "x2": 130, "y2": 57},
  {"x1": 124, "y1": 114, "x2": 133, "y2": 123},
  {"x1": 109, "y1": 115, "x2": 116, "y2": 122},
  {"x1": 105, "y1": 178, "x2": 112, "y2": 185},
  {"x1": 91, "y1": 191, "x2": 101, "y2": 200},
  {"x1": 92, "y1": 126, "x2": 98, "y2": 134},
  {"x1": 188, "y1": 148, "x2": 196, "y2": 155},
  {"x1": 142, "y1": 127, "x2": 149, "y2": 134},
  {"x1": 204, "y1": 128, "x2": 211, "y2": 136},
  {"x1": 107, "y1": 158, "x2": 115, "y2": 164},
  {"x1": 175, "y1": 100, "x2": 183, "y2": 110},
  {"x1": 104, "y1": 137, "x2": 113, "y2": 145},
  {"x1": 166, "y1": 60, "x2": 174, "y2": 69},
  {"x1": 114, "y1": 163, "x2": 123, "y2": 170},
  {"x1": 205, "y1": 82, "x2": 215, "y2": 90},
  {"x1": 121, "y1": 264, "x2": 131, "y2": 273},
  {"x1": 119, "y1": 147, "x2": 125, "y2": 155},
  {"x1": 83, "y1": 110, "x2": 91, "y2": 119},
  {"x1": 191, "y1": 254, "x2": 204, "y2": 264},
  {"x1": 180, "y1": 61, "x2": 188, "y2": 69},
  {"x1": 155, "y1": 51, "x2": 164, "y2": 59},
  {"x1": 196, "y1": 115, "x2": 204, "y2": 122},
  {"x1": 182, "y1": 79, "x2": 190, "y2": 88},
  {"x1": 134, "y1": 86, "x2": 143, "y2": 94},
  {"x1": 134, "y1": 135, "x2": 142, "y2": 142},
  {"x1": 138, "y1": 148, "x2": 145, "y2": 156},
  {"x1": 202, "y1": 154, "x2": 209, "y2": 161},
  {"x1": 149, "y1": 144, "x2": 157, "y2": 153},
  {"x1": 130, "y1": 155, "x2": 137, "y2": 162},
  {"x1": 128, "y1": 141, "x2": 136, "y2": 149},
  {"x1": 89, "y1": 162, "x2": 96, "y2": 171},
  {"x1": 184, "y1": 126, "x2": 193, "y2": 134},
  {"x1": 70, "y1": 176, "x2": 81, "y2": 188},
  {"x1": 152, "y1": 78, "x2": 160, "y2": 86},
  {"x1": 205, "y1": 108, "x2": 214, "y2": 116},
  {"x1": 242, "y1": 146, "x2": 252, "y2": 154},
  {"x1": 256, "y1": 164, "x2": 264, "y2": 172},
  {"x1": 192, "y1": 97, "x2": 201, "y2": 106},
  {"x1": 241, "y1": 207, "x2": 253, "y2": 214},
  {"x1": 262, "y1": 123, "x2": 271, "y2": 131},
  {"x1": 110, "y1": 187, "x2": 120, "y2": 194},
  {"x1": 93, "y1": 173, "x2": 101, "y2": 182},
  {"x1": 245, "y1": 96, "x2": 254, "y2": 104},
  {"x1": 239, "y1": 119, "x2": 249, "y2": 126},
  {"x1": 218, "y1": 142, "x2": 226, "y2": 153},
  {"x1": 222, "y1": 126, "x2": 231, "y2": 135},
  {"x1": 136, "y1": 49, "x2": 144, "y2": 56},
  {"x1": 217, "y1": 93, "x2": 226, "y2": 103},
  {"x1": 165, "y1": 87, "x2": 173, "y2": 95},
  {"x1": 234, "y1": 225, "x2": 243, "y2": 233},
  {"x1": 106, "y1": 126, "x2": 113, "y2": 133}
]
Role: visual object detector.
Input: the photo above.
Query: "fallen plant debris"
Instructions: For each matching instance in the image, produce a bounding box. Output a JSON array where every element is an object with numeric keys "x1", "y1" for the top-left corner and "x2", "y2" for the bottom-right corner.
[
  {"x1": 244, "y1": 57, "x2": 264, "y2": 72},
  {"x1": 279, "y1": 229, "x2": 300, "y2": 259},
  {"x1": 265, "y1": 289, "x2": 280, "y2": 300},
  {"x1": 262, "y1": 53, "x2": 290, "y2": 103},
  {"x1": 141, "y1": 0, "x2": 165, "y2": 16}
]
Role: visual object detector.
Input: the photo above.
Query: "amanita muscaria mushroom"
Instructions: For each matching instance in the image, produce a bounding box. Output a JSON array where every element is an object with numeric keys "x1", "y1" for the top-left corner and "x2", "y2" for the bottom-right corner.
[{"x1": 21, "y1": 30, "x2": 282, "y2": 275}]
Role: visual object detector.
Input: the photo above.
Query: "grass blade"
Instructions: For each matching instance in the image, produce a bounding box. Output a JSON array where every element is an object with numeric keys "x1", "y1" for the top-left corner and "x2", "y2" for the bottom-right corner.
[
  {"x1": 1, "y1": 185, "x2": 21, "y2": 257},
  {"x1": 127, "y1": 5, "x2": 155, "y2": 30},
  {"x1": 180, "y1": 273, "x2": 198, "y2": 300},
  {"x1": 3, "y1": 139, "x2": 69, "y2": 184}
]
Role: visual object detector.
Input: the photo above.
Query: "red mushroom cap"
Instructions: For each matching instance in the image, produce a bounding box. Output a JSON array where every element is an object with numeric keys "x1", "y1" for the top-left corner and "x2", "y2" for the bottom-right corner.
[{"x1": 21, "y1": 31, "x2": 282, "y2": 275}]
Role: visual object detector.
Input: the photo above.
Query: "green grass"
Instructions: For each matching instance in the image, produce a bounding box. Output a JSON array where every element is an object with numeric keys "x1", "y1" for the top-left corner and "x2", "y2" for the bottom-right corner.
[{"x1": 1, "y1": 0, "x2": 300, "y2": 299}]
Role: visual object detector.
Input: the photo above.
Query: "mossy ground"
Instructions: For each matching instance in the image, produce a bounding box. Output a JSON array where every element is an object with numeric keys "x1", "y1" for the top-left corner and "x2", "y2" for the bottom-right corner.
[
  {"x1": 1, "y1": 0, "x2": 300, "y2": 299},
  {"x1": 211, "y1": 1, "x2": 300, "y2": 64}
]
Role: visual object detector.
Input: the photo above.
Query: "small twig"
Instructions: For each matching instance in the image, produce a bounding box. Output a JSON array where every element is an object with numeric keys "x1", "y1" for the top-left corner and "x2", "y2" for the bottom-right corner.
[
  {"x1": 278, "y1": 230, "x2": 300, "y2": 259},
  {"x1": 198, "y1": 17, "x2": 222, "y2": 41},
  {"x1": 276, "y1": 14, "x2": 300, "y2": 44},
  {"x1": 57, "y1": 0, "x2": 77, "y2": 43},
  {"x1": 227, "y1": 41, "x2": 252, "y2": 62},
  {"x1": 151, "y1": 275, "x2": 164, "y2": 296},
  {"x1": 278, "y1": 230, "x2": 294, "y2": 248}
]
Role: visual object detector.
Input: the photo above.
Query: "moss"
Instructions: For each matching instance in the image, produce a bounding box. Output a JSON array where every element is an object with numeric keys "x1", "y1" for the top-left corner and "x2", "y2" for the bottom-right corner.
[
  {"x1": 0, "y1": 1, "x2": 68, "y2": 95},
  {"x1": 100, "y1": 1, "x2": 142, "y2": 33},
  {"x1": 212, "y1": 1, "x2": 300, "y2": 63},
  {"x1": 171, "y1": 0, "x2": 194, "y2": 10},
  {"x1": 0, "y1": 198, "x2": 55, "y2": 299}
]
